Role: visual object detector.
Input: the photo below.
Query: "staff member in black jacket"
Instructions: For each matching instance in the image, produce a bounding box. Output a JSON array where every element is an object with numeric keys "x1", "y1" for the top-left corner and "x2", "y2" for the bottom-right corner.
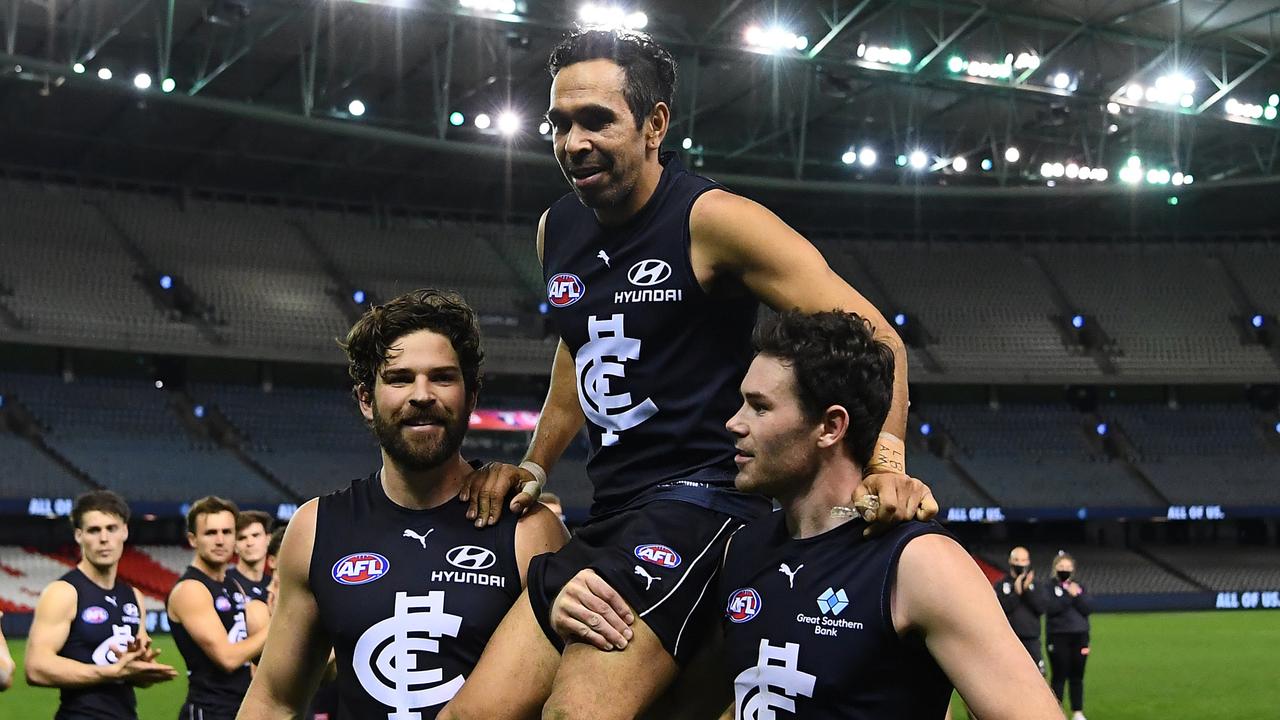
[
  {"x1": 1046, "y1": 551, "x2": 1091, "y2": 720},
  {"x1": 995, "y1": 546, "x2": 1047, "y2": 673}
]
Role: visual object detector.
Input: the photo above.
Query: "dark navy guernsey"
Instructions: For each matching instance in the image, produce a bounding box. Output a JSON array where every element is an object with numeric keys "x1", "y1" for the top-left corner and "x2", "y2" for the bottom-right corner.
[
  {"x1": 543, "y1": 152, "x2": 764, "y2": 518},
  {"x1": 170, "y1": 566, "x2": 252, "y2": 714},
  {"x1": 309, "y1": 471, "x2": 521, "y2": 720},
  {"x1": 55, "y1": 568, "x2": 142, "y2": 719},
  {"x1": 225, "y1": 566, "x2": 271, "y2": 605},
  {"x1": 719, "y1": 513, "x2": 954, "y2": 720}
]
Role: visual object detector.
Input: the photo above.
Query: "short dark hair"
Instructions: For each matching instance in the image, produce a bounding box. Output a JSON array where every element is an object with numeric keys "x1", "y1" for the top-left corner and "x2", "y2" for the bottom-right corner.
[
  {"x1": 548, "y1": 28, "x2": 677, "y2": 129},
  {"x1": 71, "y1": 490, "x2": 130, "y2": 530},
  {"x1": 267, "y1": 524, "x2": 287, "y2": 559},
  {"x1": 339, "y1": 288, "x2": 484, "y2": 397},
  {"x1": 236, "y1": 510, "x2": 273, "y2": 535},
  {"x1": 186, "y1": 496, "x2": 239, "y2": 535},
  {"x1": 752, "y1": 310, "x2": 895, "y2": 469}
]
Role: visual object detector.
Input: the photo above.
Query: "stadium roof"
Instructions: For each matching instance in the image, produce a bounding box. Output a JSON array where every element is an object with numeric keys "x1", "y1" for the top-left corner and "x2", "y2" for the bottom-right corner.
[{"x1": 3, "y1": 0, "x2": 1280, "y2": 228}]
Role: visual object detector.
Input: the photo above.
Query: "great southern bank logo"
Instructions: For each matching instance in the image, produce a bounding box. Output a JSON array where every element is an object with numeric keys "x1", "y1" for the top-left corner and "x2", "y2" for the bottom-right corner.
[{"x1": 332, "y1": 552, "x2": 390, "y2": 586}]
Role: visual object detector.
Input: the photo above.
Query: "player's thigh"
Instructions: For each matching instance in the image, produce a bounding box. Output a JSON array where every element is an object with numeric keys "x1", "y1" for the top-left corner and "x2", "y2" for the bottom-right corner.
[
  {"x1": 543, "y1": 614, "x2": 679, "y2": 720},
  {"x1": 440, "y1": 591, "x2": 559, "y2": 720},
  {"x1": 641, "y1": 629, "x2": 731, "y2": 720}
]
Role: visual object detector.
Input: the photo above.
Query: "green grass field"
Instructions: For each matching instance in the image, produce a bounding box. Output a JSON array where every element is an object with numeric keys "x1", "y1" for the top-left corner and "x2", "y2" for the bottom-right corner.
[{"x1": 2, "y1": 611, "x2": 1278, "y2": 718}]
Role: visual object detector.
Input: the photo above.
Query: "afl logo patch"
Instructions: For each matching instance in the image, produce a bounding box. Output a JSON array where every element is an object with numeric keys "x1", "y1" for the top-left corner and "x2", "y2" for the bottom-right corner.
[
  {"x1": 726, "y1": 588, "x2": 762, "y2": 623},
  {"x1": 332, "y1": 552, "x2": 390, "y2": 586},
  {"x1": 214, "y1": 596, "x2": 233, "y2": 612},
  {"x1": 446, "y1": 545, "x2": 497, "y2": 570},
  {"x1": 634, "y1": 544, "x2": 682, "y2": 568},
  {"x1": 81, "y1": 606, "x2": 109, "y2": 624},
  {"x1": 627, "y1": 259, "x2": 672, "y2": 287},
  {"x1": 547, "y1": 273, "x2": 585, "y2": 308}
]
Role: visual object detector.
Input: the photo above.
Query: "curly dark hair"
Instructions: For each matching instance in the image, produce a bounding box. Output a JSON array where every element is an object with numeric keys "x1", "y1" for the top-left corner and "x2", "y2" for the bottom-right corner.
[
  {"x1": 70, "y1": 490, "x2": 130, "y2": 530},
  {"x1": 752, "y1": 310, "x2": 895, "y2": 469},
  {"x1": 548, "y1": 28, "x2": 677, "y2": 129},
  {"x1": 339, "y1": 288, "x2": 484, "y2": 397}
]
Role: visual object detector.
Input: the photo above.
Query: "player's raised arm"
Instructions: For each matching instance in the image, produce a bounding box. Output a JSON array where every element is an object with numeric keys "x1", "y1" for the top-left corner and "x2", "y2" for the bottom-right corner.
[
  {"x1": 462, "y1": 210, "x2": 587, "y2": 527},
  {"x1": 689, "y1": 189, "x2": 909, "y2": 440},
  {"x1": 238, "y1": 499, "x2": 333, "y2": 719},
  {"x1": 893, "y1": 534, "x2": 1063, "y2": 719}
]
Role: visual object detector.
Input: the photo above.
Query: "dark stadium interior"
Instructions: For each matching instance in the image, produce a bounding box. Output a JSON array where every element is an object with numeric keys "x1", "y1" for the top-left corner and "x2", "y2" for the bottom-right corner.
[{"x1": 1, "y1": 5, "x2": 1278, "y2": 713}]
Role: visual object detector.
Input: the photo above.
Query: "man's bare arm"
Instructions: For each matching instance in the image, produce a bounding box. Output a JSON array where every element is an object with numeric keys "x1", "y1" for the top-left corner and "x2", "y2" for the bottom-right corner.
[
  {"x1": 238, "y1": 499, "x2": 332, "y2": 719},
  {"x1": 893, "y1": 534, "x2": 1062, "y2": 720},
  {"x1": 514, "y1": 502, "x2": 571, "y2": 588},
  {"x1": 690, "y1": 189, "x2": 909, "y2": 440}
]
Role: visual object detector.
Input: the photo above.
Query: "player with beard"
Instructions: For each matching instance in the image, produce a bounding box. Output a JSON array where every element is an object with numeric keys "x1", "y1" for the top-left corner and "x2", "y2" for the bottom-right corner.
[
  {"x1": 228, "y1": 511, "x2": 274, "y2": 606},
  {"x1": 26, "y1": 490, "x2": 177, "y2": 719},
  {"x1": 237, "y1": 289, "x2": 568, "y2": 720},
  {"x1": 443, "y1": 29, "x2": 934, "y2": 720},
  {"x1": 169, "y1": 497, "x2": 270, "y2": 720}
]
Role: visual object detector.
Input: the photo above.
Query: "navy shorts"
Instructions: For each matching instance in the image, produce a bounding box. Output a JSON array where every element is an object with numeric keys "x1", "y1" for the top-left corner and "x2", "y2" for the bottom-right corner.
[{"x1": 527, "y1": 500, "x2": 746, "y2": 663}]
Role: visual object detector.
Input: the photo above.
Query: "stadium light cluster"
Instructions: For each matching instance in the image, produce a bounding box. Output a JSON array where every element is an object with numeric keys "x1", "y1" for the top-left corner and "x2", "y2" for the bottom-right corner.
[
  {"x1": 1118, "y1": 156, "x2": 1192, "y2": 186},
  {"x1": 840, "y1": 146, "x2": 877, "y2": 167},
  {"x1": 1122, "y1": 74, "x2": 1195, "y2": 108},
  {"x1": 946, "y1": 52, "x2": 1038, "y2": 81},
  {"x1": 578, "y1": 3, "x2": 647, "y2": 30},
  {"x1": 1040, "y1": 161, "x2": 1108, "y2": 182},
  {"x1": 458, "y1": 0, "x2": 517, "y2": 14},
  {"x1": 856, "y1": 43, "x2": 911, "y2": 67},
  {"x1": 744, "y1": 25, "x2": 808, "y2": 52},
  {"x1": 1225, "y1": 95, "x2": 1279, "y2": 121}
]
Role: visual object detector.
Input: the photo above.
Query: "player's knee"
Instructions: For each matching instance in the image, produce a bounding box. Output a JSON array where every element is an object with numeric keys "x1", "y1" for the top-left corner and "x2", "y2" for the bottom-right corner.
[{"x1": 543, "y1": 688, "x2": 620, "y2": 720}]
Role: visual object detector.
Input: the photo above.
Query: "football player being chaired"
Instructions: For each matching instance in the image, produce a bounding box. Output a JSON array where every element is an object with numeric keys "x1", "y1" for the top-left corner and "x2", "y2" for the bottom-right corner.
[
  {"x1": 25, "y1": 490, "x2": 177, "y2": 720},
  {"x1": 238, "y1": 289, "x2": 569, "y2": 720},
  {"x1": 443, "y1": 28, "x2": 936, "y2": 720},
  {"x1": 709, "y1": 311, "x2": 1061, "y2": 719},
  {"x1": 170, "y1": 496, "x2": 271, "y2": 720}
]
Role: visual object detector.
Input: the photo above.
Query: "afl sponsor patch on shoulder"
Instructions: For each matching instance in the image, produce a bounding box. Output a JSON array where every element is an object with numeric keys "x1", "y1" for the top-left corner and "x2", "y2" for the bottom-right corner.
[{"x1": 331, "y1": 552, "x2": 390, "y2": 586}]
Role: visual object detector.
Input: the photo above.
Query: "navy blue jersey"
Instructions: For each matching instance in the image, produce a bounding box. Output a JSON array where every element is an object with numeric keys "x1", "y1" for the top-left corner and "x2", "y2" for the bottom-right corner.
[
  {"x1": 542, "y1": 152, "x2": 760, "y2": 516},
  {"x1": 226, "y1": 566, "x2": 271, "y2": 605},
  {"x1": 308, "y1": 471, "x2": 521, "y2": 720},
  {"x1": 719, "y1": 513, "x2": 954, "y2": 720},
  {"x1": 54, "y1": 567, "x2": 141, "y2": 719},
  {"x1": 169, "y1": 566, "x2": 252, "y2": 713},
  {"x1": 1046, "y1": 578, "x2": 1092, "y2": 634}
]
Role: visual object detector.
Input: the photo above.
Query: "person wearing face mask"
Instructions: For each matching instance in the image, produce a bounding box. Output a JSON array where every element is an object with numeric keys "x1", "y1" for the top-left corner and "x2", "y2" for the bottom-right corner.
[
  {"x1": 994, "y1": 546, "x2": 1046, "y2": 674},
  {"x1": 1046, "y1": 551, "x2": 1091, "y2": 720}
]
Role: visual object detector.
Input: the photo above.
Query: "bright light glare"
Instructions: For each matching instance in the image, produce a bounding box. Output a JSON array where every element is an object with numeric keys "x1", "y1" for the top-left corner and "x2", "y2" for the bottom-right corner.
[
  {"x1": 744, "y1": 25, "x2": 808, "y2": 52},
  {"x1": 97, "y1": 68, "x2": 113, "y2": 80},
  {"x1": 474, "y1": 113, "x2": 491, "y2": 129},
  {"x1": 497, "y1": 111, "x2": 520, "y2": 135},
  {"x1": 578, "y1": 4, "x2": 648, "y2": 30},
  {"x1": 459, "y1": 0, "x2": 517, "y2": 13},
  {"x1": 858, "y1": 147, "x2": 877, "y2": 167},
  {"x1": 161, "y1": 78, "x2": 176, "y2": 93},
  {"x1": 908, "y1": 150, "x2": 927, "y2": 169},
  {"x1": 952, "y1": 156, "x2": 967, "y2": 172},
  {"x1": 133, "y1": 73, "x2": 152, "y2": 90},
  {"x1": 1004, "y1": 146, "x2": 1020, "y2": 163},
  {"x1": 348, "y1": 99, "x2": 366, "y2": 117},
  {"x1": 841, "y1": 150, "x2": 856, "y2": 165}
]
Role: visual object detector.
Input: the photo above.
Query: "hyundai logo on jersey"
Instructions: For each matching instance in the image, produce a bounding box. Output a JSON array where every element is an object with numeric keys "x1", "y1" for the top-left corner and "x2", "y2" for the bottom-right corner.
[
  {"x1": 547, "y1": 273, "x2": 585, "y2": 307},
  {"x1": 446, "y1": 545, "x2": 497, "y2": 570},
  {"x1": 627, "y1": 259, "x2": 672, "y2": 287},
  {"x1": 634, "y1": 544, "x2": 682, "y2": 568},
  {"x1": 332, "y1": 552, "x2": 390, "y2": 586},
  {"x1": 81, "y1": 606, "x2": 109, "y2": 624},
  {"x1": 726, "y1": 588, "x2": 762, "y2": 623}
]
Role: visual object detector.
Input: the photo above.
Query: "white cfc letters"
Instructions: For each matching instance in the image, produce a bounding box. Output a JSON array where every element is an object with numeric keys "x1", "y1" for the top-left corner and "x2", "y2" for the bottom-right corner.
[
  {"x1": 354, "y1": 591, "x2": 464, "y2": 720},
  {"x1": 575, "y1": 314, "x2": 659, "y2": 446},
  {"x1": 91, "y1": 624, "x2": 135, "y2": 666},
  {"x1": 734, "y1": 640, "x2": 817, "y2": 720}
]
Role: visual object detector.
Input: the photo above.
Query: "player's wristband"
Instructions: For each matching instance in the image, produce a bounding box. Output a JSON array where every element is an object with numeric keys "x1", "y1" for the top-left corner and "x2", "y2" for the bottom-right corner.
[
  {"x1": 518, "y1": 460, "x2": 547, "y2": 498},
  {"x1": 866, "y1": 432, "x2": 906, "y2": 475}
]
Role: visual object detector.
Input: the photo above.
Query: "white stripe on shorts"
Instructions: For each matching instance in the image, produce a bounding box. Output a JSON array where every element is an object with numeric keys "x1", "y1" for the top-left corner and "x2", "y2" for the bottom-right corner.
[{"x1": 640, "y1": 517, "x2": 735, "y2": 619}]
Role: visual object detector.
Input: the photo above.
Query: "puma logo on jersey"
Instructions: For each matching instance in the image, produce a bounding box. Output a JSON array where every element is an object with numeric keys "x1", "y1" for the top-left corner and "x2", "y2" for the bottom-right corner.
[
  {"x1": 634, "y1": 565, "x2": 661, "y2": 591},
  {"x1": 597, "y1": 250, "x2": 611, "y2": 268},
  {"x1": 403, "y1": 528, "x2": 435, "y2": 549},
  {"x1": 104, "y1": 595, "x2": 118, "y2": 606},
  {"x1": 778, "y1": 563, "x2": 804, "y2": 589}
]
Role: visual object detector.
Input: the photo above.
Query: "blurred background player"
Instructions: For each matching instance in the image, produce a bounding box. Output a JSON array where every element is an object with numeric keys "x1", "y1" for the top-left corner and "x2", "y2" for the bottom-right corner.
[
  {"x1": 1047, "y1": 551, "x2": 1092, "y2": 720},
  {"x1": 0, "y1": 611, "x2": 13, "y2": 691},
  {"x1": 228, "y1": 510, "x2": 275, "y2": 605},
  {"x1": 169, "y1": 496, "x2": 269, "y2": 720},
  {"x1": 995, "y1": 546, "x2": 1047, "y2": 674},
  {"x1": 264, "y1": 526, "x2": 287, "y2": 613},
  {"x1": 24, "y1": 490, "x2": 177, "y2": 718}
]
